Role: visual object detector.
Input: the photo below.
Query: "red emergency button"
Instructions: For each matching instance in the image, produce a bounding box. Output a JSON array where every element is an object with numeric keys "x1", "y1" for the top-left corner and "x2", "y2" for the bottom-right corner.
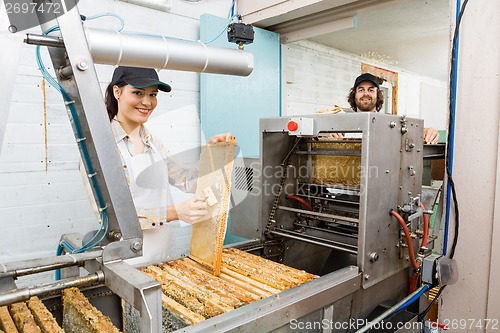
[{"x1": 288, "y1": 121, "x2": 298, "y2": 131}]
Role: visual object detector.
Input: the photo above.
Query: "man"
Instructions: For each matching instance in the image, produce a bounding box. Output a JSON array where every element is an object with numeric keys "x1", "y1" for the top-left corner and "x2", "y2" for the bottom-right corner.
[
  {"x1": 348, "y1": 73, "x2": 384, "y2": 113},
  {"x1": 333, "y1": 73, "x2": 440, "y2": 144}
]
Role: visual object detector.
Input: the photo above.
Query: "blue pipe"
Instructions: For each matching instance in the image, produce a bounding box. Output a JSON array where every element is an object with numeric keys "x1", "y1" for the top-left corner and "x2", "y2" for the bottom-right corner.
[
  {"x1": 356, "y1": 284, "x2": 431, "y2": 333},
  {"x1": 443, "y1": 0, "x2": 461, "y2": 256},
  {"x1": 55, "y1": 243, "x2": 64, "y2": 280},
  {"x1": 393, "y1": 284, "x2": 431, "y2": 313}
]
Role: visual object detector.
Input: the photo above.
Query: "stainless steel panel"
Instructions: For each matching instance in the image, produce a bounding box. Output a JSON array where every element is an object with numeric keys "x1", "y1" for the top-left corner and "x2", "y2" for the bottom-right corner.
[
  {"x1": 361, "y1": 114, "x2": 423, "y2": 288},
  {"x1": 178, "y1": 266, "x2": 361, "y2": 333},
  {"x1": 230, "y1": 157, "x2": 262, "y2": 240}
]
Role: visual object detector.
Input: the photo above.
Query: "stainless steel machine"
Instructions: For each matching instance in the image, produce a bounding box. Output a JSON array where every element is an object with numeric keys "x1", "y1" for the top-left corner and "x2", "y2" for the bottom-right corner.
[
  {"x1": 226, "y1": 113, "x2": 433, "y2": 331},
  {"x1": 260, "y1": 113, "x2": 424, "y2": 288}
]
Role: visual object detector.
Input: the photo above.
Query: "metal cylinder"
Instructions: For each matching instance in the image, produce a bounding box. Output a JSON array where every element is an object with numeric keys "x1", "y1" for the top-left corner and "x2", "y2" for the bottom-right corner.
[
  {"x1": 270, "y1": 230, "x2": 358, "y2": 255},
  {"x1": 0, "y1": 271, "x2": 104, "y2": 307},
  {"x1": 24, "y1": 34, "x2": 64, "y2": 48},
  {"x1": 0, "y1": 251, "x2": 103, "y2": 278},
  {"x1": 85, "y1": 28, "x2": 254, "y2": 76}
]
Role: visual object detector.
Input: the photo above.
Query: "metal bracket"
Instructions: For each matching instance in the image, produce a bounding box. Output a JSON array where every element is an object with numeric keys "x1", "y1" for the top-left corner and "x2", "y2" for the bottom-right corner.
[
  {"x1": 102, "y1": 261, "x2": 162, "y2": 333},
  {"x1": 263, "y1": 240, "x2": 285, "y2": 262},
  {"x1": 405, "y1": 138, "x2": 416, "y2": 152},
  {"x1": 103, "y1": 238, "x2": 143, "y2": 263}
]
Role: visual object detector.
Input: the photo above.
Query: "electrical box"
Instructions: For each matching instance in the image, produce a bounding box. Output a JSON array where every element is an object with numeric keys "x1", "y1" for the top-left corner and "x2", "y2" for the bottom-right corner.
[{"x1": 227, "y1": 22, "x2": 254, "y2": 45}]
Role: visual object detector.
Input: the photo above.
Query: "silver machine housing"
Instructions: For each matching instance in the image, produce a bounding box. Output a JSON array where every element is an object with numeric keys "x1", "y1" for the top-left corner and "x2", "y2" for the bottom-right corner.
[{"x1": 229, "y1": 112, "x2": 426, "y2": 328}]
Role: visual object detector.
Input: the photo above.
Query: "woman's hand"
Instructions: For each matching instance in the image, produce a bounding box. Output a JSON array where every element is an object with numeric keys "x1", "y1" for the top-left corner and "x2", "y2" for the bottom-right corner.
[
  {"x1": 172, "y1": 195, "x2": 208, "y2": 224},
  {"x1": 207, "y1": 132, "x2": 234, "y2": 144},
  {"x1": 423, "y1": 128, "x2": 440, "y2": 144}
]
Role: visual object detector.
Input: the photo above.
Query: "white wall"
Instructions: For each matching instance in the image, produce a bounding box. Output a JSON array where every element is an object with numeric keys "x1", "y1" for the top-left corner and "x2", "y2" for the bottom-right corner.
[
  {"x1": 0, "y1": 0, "x2": 232, "y2": 285},
  {"x1": 282, "y1": 40, "x2": 448, "y2": 131},
  {"x1": 282, "y1": 41, "x2": 358, "y2": 116},
  {"x1": 440, "y1": 0, "x2": 500, "y2": 328},
  {"x1": 419, "y1": 82, "x2": 447, "y2": 130}
]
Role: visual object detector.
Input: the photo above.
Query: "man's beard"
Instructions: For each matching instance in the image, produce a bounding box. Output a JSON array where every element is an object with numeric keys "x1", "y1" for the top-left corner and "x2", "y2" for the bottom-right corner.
[{"x1": 356, "y1": 98, "x2": 376, "y2": 112}]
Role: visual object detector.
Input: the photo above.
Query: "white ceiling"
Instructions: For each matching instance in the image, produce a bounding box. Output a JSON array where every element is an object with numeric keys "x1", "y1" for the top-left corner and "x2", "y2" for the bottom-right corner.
[
  {"x1": 307, "y1": 0, "x2": 451, "y2": 81},
  {"x1": 247, "y1": 0, "x2": 452, "y2": 82}
]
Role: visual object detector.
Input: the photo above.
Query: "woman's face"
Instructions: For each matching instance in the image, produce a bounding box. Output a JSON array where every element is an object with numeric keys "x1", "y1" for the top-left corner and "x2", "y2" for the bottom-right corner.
[{"x1": 114, "y1": 84, "x2": 158, "y2": 127}]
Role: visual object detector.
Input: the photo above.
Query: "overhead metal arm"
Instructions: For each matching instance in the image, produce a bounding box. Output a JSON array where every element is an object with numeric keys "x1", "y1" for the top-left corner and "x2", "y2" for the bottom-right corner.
[
  {"x1": 86, "y1": 28, "x2": 254, "y2": 76},
  {"x1": 25, "y1": 28, "x2": 254, "y2": 76}
]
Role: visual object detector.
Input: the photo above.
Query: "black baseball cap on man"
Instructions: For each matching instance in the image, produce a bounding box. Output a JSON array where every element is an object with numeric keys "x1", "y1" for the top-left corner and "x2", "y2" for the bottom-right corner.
[
  {"x1": 353, "y1": 73, "x2": 380, "y2": 89},
  {"x1": 111, "y1": 66, "x2": 172, "y2": 92}
]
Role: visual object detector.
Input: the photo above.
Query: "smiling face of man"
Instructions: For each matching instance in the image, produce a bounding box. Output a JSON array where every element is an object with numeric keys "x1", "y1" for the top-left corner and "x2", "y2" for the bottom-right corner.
[{"x1": 354, "y1": 81, "x2": 378, "y2": 112}]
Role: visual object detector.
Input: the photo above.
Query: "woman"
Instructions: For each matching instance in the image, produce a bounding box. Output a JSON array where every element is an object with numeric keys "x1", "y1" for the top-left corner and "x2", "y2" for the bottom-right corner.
[
  {"x1": 104, "y1": 66, "x2": 232, "y2": 264},
  {"x1": 98, "y1": 67, "x2": 232, "y2": 265}
]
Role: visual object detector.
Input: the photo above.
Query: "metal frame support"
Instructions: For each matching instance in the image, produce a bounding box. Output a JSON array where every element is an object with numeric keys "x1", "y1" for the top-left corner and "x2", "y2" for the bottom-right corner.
[
  {"x1": 33, "y1": 0, "x2": 143, "y2": 262},
  {"x1": 102, "y1": 261, "x2": 162, "y2": 333}
]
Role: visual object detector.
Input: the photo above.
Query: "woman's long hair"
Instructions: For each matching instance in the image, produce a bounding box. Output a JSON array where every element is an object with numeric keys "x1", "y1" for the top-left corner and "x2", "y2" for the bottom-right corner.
[
  {"x1": 105, "y1": 82, "x2": 127, "y2": 121},
  {"x1": 347, "y1": 87, "x2": 384, "y2": 112}
]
